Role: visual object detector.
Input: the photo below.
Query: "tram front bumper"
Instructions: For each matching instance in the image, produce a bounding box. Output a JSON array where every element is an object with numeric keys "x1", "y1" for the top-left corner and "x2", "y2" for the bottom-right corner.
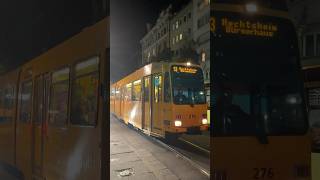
[{"x1": 168, "y1": 125, "x2": 208, "y2": 134}]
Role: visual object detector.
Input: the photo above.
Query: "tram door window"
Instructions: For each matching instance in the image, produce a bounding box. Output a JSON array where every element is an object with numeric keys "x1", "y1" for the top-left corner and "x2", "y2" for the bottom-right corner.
[
  {"x1": 49, "y1": 68, "x2": 70, "y2": 127},
  {"x1": 164, "y1": 72, "x2": 171, "y2": 103},
  {"x1": 70, "y1": 57, "x2": 100, "y2": 126},
  {"x1": 143, "y1": 76, "x2": 151, "y2": 131},
  {"x1": 32, "y1": 75, "x2": 45, "y2": 176},
  {"x1": 20, "y1": 80, "x2": 33, "y2": 123},
  {"x1": 152, "y1": 74, "x2": 163, "y2": 132}
]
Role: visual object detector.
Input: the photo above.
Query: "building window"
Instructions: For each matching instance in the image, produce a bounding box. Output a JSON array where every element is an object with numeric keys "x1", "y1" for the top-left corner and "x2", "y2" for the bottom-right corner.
[
  {"x1": 303, "y1": 34, "x2": 320, "y2": 57},
  {"x1": 201, "y1": 51, "x2": 206, "y2": 62},
  {"x1": 179, "y1": 33, "x2": 183, "y2": 40},
  {"x1": 20, "y1": 80, "x2": 33, "y2": 123},
  {"x1": 176, "y1": 21, "x2": 179, "y2": 29},
  {"x1": 176, "y1": 35, "x2": 179, "y2": 42},
  {"x1": 184, "y1": 16, "x2": 187, "y2": 23},
  {"x1": 173, "y1": 38, "x2": 175, "y2": 45}
]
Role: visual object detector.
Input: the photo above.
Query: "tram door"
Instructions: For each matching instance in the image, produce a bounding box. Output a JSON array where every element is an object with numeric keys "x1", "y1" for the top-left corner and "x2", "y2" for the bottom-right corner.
[
  {"x1": 32, "y1": 74, "x2": 48, "y2": 178},
  {"x1": 142, "y1": 76, "x2": 151, "y2": 132},
  {"x1": 152, "y1": 74, "x2": 163, "y2": 134}
]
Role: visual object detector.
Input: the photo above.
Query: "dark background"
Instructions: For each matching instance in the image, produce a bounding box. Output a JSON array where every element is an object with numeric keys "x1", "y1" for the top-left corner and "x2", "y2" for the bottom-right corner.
[
  {"x1": 0, "y1": 0, "x2": 107, "y2": 74},
  {"x1": 110, "y1": 0, "x2": 190, "y2": 83}
]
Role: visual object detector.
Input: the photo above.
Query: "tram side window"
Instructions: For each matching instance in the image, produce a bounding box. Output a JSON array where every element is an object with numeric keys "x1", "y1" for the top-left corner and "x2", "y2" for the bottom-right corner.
[
  {"x1": 132, "y1": 80, "x2": 141, "y2": 101},
  {"x1": 154, "y1": 75, "x2": 162, "y2": 103},
  {"x1": 34, "y1": 77, "x2": 44, "y2": 125},
  {"x1": 164, "y1": 72, "x2": 171, "y2": 102},
  {"x1": 4, "y1": 87, "x2": 14, "y2": 109},
  {"x1": 144, "y1": 77, "x2": 150, "y2": 102},
  {"x1": 126, "y1": 83, "x2": 132, "y2": 101},
  {"x1": 49, "y1": 68, "x2": 70, "y2": 126},
  {"x1": 71, "y1": 57, "x2": 100, "y2": 126},
  {"x1": 20, "y1": 81, "x2": 33, "y2": 123}
]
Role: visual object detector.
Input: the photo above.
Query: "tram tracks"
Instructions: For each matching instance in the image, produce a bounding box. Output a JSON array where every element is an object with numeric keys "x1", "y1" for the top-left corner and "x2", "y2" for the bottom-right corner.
[
  {"x1": 113, "y1": 114, "x2": 210, "y2": 179},
  {"x1": 154, "y1": 137, "x2": 210, "y2": 178}
]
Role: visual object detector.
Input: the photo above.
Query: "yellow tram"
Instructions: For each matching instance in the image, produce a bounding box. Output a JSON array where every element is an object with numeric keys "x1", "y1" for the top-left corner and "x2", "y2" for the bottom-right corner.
[
  {"x1": 110, "y1": 62, "x2": 208, "y2": 138},
  {"x1": 0, "y1": 18, "x2": 108, "y2": 179},
  {"x1": 211, "y1": 1, "x2": 311, "y2": 179}
]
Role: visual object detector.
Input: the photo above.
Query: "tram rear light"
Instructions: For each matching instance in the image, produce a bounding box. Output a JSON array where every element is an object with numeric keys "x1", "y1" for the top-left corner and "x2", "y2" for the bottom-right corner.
[
  {"x1": 202, "y1": 118, "x2": 208, "y2": 125},
  {"x1": 174, "y1": 120, "x2": 182, "y2": 127},
  {"x1": 245, "y1": 3, "x2": 258, "y2": 13}
]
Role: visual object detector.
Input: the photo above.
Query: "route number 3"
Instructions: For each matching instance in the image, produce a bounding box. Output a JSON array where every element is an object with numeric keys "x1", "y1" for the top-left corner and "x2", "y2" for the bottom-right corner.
[{"x1": 253, "y1": 168, "x2": 275, "y2": 179}]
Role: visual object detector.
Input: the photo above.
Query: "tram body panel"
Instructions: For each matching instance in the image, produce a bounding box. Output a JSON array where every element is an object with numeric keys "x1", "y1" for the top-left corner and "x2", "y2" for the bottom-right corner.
[
  {"x1": 212, "y1": 2, "x2": 310, "y2": 179},
  {"x1": 0, "y1": 71, "x2": 18, "y2": 167},
  {"x1": 0, "y1": 17, "x2": 108, "y2": 179},
  {"x1": 170, "y1": 105, "x2": 207, "y2": 133},
  {"x1": 212, "y1": 136, "x2": 311, "y2": 180}
]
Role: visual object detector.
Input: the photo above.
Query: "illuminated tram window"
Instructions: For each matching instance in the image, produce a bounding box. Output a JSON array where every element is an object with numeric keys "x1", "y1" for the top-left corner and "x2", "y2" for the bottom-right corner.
[
  {"x1": 70, "y1": 57, "x2": 99, "y2": 126},
  {"x1": 49, "y1": 68, "x2": 70, "y2": 126}
]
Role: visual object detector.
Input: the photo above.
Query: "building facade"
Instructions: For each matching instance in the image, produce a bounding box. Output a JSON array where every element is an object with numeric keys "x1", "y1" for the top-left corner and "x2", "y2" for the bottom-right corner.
[
  {"x1": 140, "y1": 0, "x2": 211, "y2": 105},
  {"x1": 192, "y1": 0, "x2": 210, "y2": 104},
  {"x1": 140, "y1": 6, "x2": 172, "y2": 65},
  {"x1": 288, "y1": 0, "x2": 320, "y2": 67},
  {"x1": 170, "y1": 2, "x2": 194, "y2": 61}
]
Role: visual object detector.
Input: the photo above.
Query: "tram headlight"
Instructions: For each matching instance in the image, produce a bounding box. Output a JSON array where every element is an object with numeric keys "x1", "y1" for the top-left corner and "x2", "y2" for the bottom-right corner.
[
  {"x1": 202, "y1": 118, "x2": 208, "y2": 125},
  {"x1": 174, "y1": 120, "x2": 182, "y2": 127}
]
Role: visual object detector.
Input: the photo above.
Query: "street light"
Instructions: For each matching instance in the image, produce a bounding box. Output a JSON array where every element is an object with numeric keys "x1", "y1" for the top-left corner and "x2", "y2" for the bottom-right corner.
[{"x1": 245, "y1": 3, "x2": 258, "y2": 13}]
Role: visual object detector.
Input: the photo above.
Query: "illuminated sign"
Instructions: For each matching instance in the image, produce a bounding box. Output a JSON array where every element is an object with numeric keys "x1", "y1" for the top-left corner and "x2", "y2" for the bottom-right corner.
[
  {"x1": 211, "y1": 17, "x2": 278, "y2": 37},
  {"x1": 172, "y1": 66, "x2": 198, "y2": 74}
]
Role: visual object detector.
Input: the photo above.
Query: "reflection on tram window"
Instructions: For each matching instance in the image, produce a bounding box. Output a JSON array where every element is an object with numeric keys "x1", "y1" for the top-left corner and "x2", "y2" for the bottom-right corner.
[
  {"x1": 20, "y1": 81, "x2": 33, "y2": 123},
  {"x1": 71, "y1": 57, "x2": 99, "y2": 126},
  {"x1": 49, "y1": 68, "x2": 70, "y2": 126},
  {"x1": 144, "y1": 77, "x2": 150, "y2": 102},
  {"x1": 132, "y1": 80, "x2": 141, "y2": 101}
]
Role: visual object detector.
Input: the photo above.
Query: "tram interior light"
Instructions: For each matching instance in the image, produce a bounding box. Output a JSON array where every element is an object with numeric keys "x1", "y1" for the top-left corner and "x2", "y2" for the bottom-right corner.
[
  {"x1": 245, "y1": 3, "x2": 257, "y2": 13},
  {"x1": 175, "y1": 120, "x2": 182, "y2": 127}
]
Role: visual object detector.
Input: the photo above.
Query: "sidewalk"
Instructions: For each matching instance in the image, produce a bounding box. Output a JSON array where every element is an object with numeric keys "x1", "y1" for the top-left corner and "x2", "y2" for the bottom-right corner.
[{"x1": 110, "y1": 115, "x2": 209, "y2": 180}]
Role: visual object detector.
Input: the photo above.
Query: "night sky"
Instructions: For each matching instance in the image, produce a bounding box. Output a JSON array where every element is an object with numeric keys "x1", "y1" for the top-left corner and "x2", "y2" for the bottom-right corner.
[
  {"x1": 0, "y1": 0, "x2": 106, "y2": 74},
  {"x1": 110, "y1": 0, "x2": 190, "y2": 83}
]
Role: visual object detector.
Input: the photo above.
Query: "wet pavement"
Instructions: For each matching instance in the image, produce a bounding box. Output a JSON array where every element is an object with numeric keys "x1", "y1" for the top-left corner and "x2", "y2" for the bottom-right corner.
[{"x1": 110, "y1": 115, "x2": 209, "y2": 180}]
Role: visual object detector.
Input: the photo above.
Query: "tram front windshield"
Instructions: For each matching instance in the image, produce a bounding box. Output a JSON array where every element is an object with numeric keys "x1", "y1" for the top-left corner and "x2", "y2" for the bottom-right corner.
[
  {"x1": 171, "y1": 65, "x2": 206, "y2": 105},
  {"x1": 212, "y1": 13, "x2": 308, "y2": 136}
]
